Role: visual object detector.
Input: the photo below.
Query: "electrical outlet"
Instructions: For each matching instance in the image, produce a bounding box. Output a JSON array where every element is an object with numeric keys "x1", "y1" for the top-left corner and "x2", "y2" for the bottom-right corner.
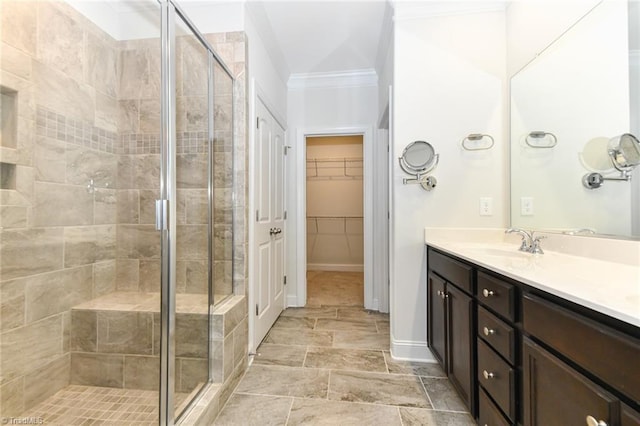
[
  {"x1": 521, "y1": 197, "x2": 534, "y2": 216},
  {"x1": 479, "y1": 197, "x2": 493, "y2": 216}
]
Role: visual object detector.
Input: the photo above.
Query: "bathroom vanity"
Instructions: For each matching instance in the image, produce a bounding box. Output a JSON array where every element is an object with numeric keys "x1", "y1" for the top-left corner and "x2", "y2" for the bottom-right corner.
[{"x1": 425, "y1": 230, "x2": 640, "y2": 426}]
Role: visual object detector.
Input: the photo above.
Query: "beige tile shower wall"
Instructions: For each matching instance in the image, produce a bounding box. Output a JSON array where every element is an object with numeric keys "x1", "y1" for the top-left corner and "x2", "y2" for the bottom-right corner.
[
  {"x1": 114, "y1": 36, "x2": 161, "y2": 294},
  {"x1": 205, "y1": 32, "x2": 247, "y2": 301},
  {"x1": 0, "y1": 1, "x2": 121, "y2": 416}
]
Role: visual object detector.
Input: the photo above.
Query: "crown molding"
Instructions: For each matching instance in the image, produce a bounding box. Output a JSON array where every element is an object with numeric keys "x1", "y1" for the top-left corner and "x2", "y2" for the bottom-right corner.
[
  {"x1": 393, "y1": 1, "x2": 507, "y2": 22},
  {"x1": 288, "y1": 69, "x2": 378, "y2": 91}
]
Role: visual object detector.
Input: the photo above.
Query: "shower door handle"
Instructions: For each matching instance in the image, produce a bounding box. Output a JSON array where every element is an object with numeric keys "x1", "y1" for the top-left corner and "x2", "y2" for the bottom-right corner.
[{"x1": 155, "y1": 199, "x2": 168, "y2": 231}]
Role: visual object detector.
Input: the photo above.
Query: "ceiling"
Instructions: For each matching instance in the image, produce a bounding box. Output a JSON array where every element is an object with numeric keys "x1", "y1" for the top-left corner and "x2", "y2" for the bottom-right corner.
[{"x1": 252, "y1": 1, "x2": 389, "y2": 75}]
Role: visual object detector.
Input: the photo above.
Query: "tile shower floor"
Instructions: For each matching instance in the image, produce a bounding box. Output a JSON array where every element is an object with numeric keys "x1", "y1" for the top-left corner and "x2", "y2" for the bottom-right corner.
[
  {"x1": 214, "y1": 272, "x2": 476, "y2": 425},
  {"x1": 27, "y1": 385, "x2": 189, "y2": 425}
]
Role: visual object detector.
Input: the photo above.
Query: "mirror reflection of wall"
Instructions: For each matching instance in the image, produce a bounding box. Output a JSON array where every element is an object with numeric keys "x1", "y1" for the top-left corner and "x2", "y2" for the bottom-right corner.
[{"x1": 510, "y1": 0, "x2": 639, "y2": 238}]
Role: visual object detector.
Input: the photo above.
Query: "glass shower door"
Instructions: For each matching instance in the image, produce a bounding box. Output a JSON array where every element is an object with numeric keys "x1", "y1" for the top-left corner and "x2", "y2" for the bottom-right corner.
[{"x1": 172, "y1": 11, "x2": 212, "y2": 420}]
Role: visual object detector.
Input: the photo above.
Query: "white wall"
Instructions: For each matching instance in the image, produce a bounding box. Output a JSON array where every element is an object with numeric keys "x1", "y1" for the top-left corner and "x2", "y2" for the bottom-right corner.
[
  {"x1": 376, "y1": 2, "x2": 395, "y2": 123},
  {"x1": 245, "y1": 6, "x2": 289, "y2": 119},
  {"x1": 391, "y1": 7, "x2": 507, "y2": 361},
  {"x1": 286, "y1": 82, "x2": 379, "y2": 306},
  {"x1": 506, "y1": 0, "x2": 601, "y2": 76}
]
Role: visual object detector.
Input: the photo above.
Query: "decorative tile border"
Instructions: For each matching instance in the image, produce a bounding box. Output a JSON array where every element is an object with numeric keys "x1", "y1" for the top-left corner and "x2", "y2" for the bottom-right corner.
[
  {"x1": 36, "y1": 106, "x2": 118, "y2": 154},
  {"x1": 36, "y1": 106, "x2": 214, "y2": 155}
]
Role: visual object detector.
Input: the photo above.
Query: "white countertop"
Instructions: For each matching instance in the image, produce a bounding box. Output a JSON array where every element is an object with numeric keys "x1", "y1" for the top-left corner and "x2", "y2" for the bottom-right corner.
[{"x1": 424, "y1": 228, "x2": 640, "y2": 328}]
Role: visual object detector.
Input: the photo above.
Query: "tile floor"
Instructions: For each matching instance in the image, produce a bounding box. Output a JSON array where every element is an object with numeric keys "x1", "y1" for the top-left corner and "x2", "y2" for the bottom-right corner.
[
  {"x1": 26, "y1": 385, "x2": 189, "y2": 425},
  {"x1": 214, "y1": 272, "x2": 475, "y2": 425}
]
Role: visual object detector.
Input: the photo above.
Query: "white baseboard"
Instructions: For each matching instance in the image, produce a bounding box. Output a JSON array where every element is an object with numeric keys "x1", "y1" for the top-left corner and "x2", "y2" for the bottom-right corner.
[
  {"x1": 286, "y1": 295, "x2": 300, "y2": 308},
  {"x1": 307, "y1": 263, "x2": 364, "y2": 272},
  {"x1": 390, "y1": 338, "x2": 437, "y2": 362}
]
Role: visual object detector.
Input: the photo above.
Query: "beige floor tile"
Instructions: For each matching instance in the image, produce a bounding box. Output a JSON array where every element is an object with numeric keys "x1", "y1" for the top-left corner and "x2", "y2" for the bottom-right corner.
[
  {"x1": 376, "y1": 320, "x2": 390, "y2": 334},
  {"x1": 287, "y1": 398, "x2": 402, "y2": 426},
  {"x1": 315, "y1": 318, "x2": 377, "y2": 333},
  {"x1": 279, "y1": 307, "x2": 337, "y2": 319},
  {"x1": 234, "y1": 365, "x2": 329, "y2": 399},
  {"x1": 421, "y1": 377, "x2": 469, "y2": 412},
  {"x1": 306, "y1": 271, "x2": 363, "y2": 307},
  {"x1": 264, "y1": 328, "x2": 333, "y2": 347},
  {"x1": 213, "y1": 393, "x2": 292, "y2": 426},
  {"x1": 253, "y1": 343, "x2": 307, "y2": 367},
  {"x1": 384, "y1": 352, "x2": 446, "y2": 377},
  {"x1": 328, "y1": 370, "x2": 431, "y2": 408},
  {"x1": 304, "y1": 346, "x2": 386, "y2": 372},
  {"x1": 333, "y1": 330, "x2": 390, "y2": 350},
  {"x1": 336, "y1": 307, "x2": 389, "y2": 321},
  {"x1": 399, "y1": 407, "x2": 476, "y2": 425},
  {"x1": 272, "y1": 316, "x2": 316, "y2": 329}
]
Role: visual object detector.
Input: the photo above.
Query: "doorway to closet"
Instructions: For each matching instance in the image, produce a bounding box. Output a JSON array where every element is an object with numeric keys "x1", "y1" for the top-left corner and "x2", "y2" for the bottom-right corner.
[{"x1": 305, "y1": 135, "x2": 364, "y2": 307}]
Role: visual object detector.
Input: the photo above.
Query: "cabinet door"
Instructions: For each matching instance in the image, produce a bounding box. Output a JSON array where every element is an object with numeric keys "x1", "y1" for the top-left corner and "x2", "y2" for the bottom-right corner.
[
  {"x1": 447, "y1": 283, "x2": 474, "y2": 411},
  {"x1": 621, "y1": 404, "x2": 640, "y2": 426},
  {"x1": 427, "y1": 272, "x2": 447, "y2": 368},
  {"x1": 523, "y1": 338, "x2": 617, "y2": 426}
]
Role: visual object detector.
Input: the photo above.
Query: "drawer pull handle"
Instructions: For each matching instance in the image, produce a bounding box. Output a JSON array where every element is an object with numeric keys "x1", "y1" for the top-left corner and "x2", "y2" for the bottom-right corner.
[
  {"x1": 586, "y1": 416, "x2": 607, "y2": 426},
  {"x1": 482, "y1": 289, "x2": 495, "y2": 297},
  {"x1": 482, "y1": 370, "x2": 495, "y2": 379},
  {"x1": 483, "y1": 327, "x2": 495, "y2": 336}
]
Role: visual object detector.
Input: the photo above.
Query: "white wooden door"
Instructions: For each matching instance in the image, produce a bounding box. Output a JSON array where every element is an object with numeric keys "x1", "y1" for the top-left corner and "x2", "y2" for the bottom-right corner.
[{"x1": 254, "y1": 99, "x2": 286, "y2": 346}]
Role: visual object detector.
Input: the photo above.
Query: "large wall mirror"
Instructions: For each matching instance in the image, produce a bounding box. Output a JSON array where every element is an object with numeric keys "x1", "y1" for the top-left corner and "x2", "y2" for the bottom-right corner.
[{"x1": 510, "y1": 0, "x2": 640, "y2": 239}]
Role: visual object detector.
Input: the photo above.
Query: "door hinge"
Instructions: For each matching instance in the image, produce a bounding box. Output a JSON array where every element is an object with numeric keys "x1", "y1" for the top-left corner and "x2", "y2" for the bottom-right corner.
[
  {"x1": 256, "y1": 117, "x2": 260, "y2": 129},
  {"x1": 284, "y1": 211, "x2": 287, "y2": 220},
  {"x1": 284, "y1": 145, "x2": 291, "y2": 155},
  {"x1": 255, "y1": 304, "x2": 259, "y2": 316},
  {"x1": 256, "y1": 210, "x2": 259, "y2": 222},
  {"x1": 284, "y1": 275, "x2": 287, "y2": 285}
]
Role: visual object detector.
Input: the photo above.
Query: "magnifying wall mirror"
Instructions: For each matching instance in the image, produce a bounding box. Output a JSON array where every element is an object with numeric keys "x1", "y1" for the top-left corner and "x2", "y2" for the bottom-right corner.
[
  {"x1": 610, "y1": 133, "x2": 640, "y2": 171},
  {"x1": 583, "y1": 133, "x2": 640, "y2": 189},
  {"x1": 399, "y1": 140, "x2": 439, "y2": 190}
]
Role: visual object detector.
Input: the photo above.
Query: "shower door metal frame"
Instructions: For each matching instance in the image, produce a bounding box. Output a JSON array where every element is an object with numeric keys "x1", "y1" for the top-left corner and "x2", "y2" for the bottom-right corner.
[{"x1": 159, "y1": 1, "x2": 236, "y2": 425}]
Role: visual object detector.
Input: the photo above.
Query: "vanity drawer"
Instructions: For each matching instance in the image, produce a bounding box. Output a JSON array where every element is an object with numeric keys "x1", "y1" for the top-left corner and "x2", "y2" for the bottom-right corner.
[
  {"x1": 477, "y1": 272, "x2": 515, "y2": 321},
  {"x1": 523, "y1": 293, "x2": 640, "y2": 403},
  {"x1": 478, "y1": 387, "x2": 511, "y2": 426},
  {"x1": 428, "y1": 249, "x2": 473, "y2": 294},
  {"x1": 478, "y1": 306, "x2": 516, "y2": 364},
  {"x1": 478, "y1": 338, "x2": 516, "y2": 422}
]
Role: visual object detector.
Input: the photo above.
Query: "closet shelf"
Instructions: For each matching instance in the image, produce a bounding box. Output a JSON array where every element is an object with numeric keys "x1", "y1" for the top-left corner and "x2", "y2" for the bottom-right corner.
[
  {"x1": 306, "y1": 157, "x2": 363, "y2": 179},
  {"x1": 306, "y1": 216, "x2": 363, "y2": 234}
]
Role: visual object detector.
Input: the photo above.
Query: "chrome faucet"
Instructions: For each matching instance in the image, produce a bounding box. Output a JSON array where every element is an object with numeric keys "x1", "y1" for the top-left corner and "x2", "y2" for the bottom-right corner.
[
  {"x1": 505, "y1": 228, "x2": 546, "y2": 254},
  {"x1": 505, "y1": 228, "x2": 532, "y2": 251}
]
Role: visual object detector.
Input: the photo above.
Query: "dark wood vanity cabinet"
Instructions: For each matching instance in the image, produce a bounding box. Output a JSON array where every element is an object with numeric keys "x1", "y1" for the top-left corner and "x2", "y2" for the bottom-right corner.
[
  {"x1": 476, "y1": 272, "x2": 519, "y2": 425},
  {"x1": 426, "y1": 246, "x2": 640, "y2": 426},
  {"x1": 427, "y1": 249, "x2": 475, "y2": 413},
  {"x1": 522, "y1": 293, "x2": 640, "y2": 426}
]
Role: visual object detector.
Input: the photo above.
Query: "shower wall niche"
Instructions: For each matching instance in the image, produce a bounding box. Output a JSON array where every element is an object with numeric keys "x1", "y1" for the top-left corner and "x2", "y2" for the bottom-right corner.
[{"x1": 0, "y1": 1, "x2": 246, "y2": 422}]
